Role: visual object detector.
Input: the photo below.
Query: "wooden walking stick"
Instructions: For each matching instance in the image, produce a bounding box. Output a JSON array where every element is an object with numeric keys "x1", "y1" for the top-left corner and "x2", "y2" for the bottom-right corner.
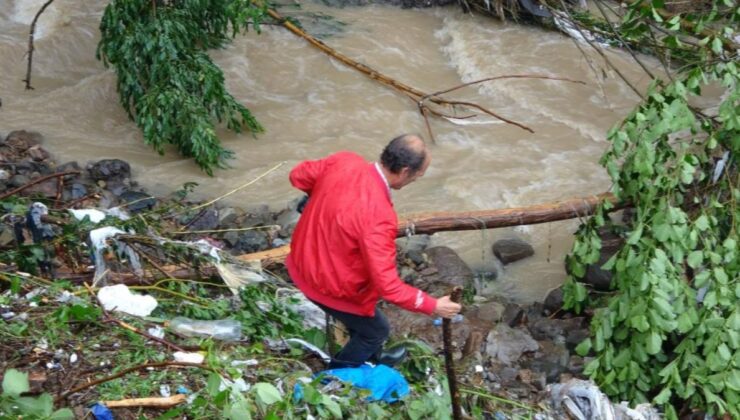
[{"x1": 443, "y1": 286, "x2": 464, "y2": 420}]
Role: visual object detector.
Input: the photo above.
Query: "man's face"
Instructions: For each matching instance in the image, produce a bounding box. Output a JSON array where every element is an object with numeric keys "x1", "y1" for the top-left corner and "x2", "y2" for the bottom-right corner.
[{"x1": 394, "y1": 154, "x2": 431, "y2": 190}]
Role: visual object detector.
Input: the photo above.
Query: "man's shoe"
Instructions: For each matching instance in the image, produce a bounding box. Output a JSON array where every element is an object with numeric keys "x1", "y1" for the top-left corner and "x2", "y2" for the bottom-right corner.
[{"x1": 373, "y1": 346, "x2": 408, "y2": 367}]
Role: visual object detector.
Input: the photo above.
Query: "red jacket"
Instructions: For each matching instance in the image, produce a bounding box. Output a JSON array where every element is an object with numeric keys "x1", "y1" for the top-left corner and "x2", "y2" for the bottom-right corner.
[{"x1": 286, "y1": 151, "x2": 437, "y2": 317}]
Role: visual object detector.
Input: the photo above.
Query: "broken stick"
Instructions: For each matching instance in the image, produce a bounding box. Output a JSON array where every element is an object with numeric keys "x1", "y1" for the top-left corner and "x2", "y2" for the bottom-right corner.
[
  {"x1": 443, "y1": 286, "x2": 463, "y2": 420},
  {"x1": 103, "y1": 394, "x2": 187, "y2": 408}
]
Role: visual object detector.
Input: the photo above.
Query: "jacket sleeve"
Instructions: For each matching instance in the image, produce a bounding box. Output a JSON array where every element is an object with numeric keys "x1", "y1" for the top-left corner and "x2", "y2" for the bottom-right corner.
[
  {"x1": 359, "y1": 216, "x2": 437, "y2": 315},
  {"x1": 289, "y1": 152, "x2": 343, "y2": 195}
]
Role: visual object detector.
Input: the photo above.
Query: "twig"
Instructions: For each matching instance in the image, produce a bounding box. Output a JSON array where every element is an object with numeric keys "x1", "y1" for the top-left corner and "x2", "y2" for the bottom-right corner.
[
  {"x1": 167, "y1": 225, "x2": 280, "y2": 236},
  {"x1": 23, "y1": 0, "x2": 56, "y2": 90},
  {"x1": 103, "y1": 394, "x2": 186, "y2": 408},
  {"x1": 189, "y1": 161, "x2": 285, "y2": 212},
  {"x1": 424, "y1": 74, "x2": 586, "y2": 98},
  {"x1": 54, "y1": 361, "x2": 217, "y2": 403},
  {"x1": 0, "y1": 170, "x2": 80, "y2": 200},
  {"x1": 443, "y1": 286, "x2": 464, "y2": 420},
  {"x1": 82, "y1": 282, "x2": 188, "y2": 353}
]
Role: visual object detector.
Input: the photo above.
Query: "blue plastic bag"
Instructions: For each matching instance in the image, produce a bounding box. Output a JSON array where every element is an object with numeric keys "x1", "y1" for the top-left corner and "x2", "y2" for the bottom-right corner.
[
  {"x1": 91, "y1": 403, "x2": 114, "y2": 420},
  {"x1": 295, "y1": 364, "x2": 410, "y2": 403}
]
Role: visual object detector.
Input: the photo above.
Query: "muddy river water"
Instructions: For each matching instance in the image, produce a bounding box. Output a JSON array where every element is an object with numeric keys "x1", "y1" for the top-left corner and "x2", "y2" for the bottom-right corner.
[{"x1": 0, "y1": 0, "x2": 657, "y2": 301}]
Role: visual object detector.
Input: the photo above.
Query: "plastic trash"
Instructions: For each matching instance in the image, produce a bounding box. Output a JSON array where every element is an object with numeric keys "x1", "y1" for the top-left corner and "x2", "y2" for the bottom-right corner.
[
  {"x1": 169, "y1": 317, "x2": 242, "y2": 341},
  {"x1": 285, "y1": 338, "x2": 331, "y2": 363},
  {"x1": 176, "y1": 385, "x2": 190, "y2": 394},
  {"x1": 97, "y1": 284, "x2": 157, "y2": 317},
  {"x1": 89, "y1": 226, "x2": 142, "y2": 285},
  {"x1": 160, "y1": 384, "x2": 171, "y2": 397},
  {"x1": 549, "y1": 378, "x2": 661, "y2": 420},
  {"x1": 433, "y1": 314, "x2": 464, "y2": 326},
  {"x1": 173, "y1": 351, "x2": 205, "y2": 364},
  {"x1": 91, "y1": 403, "x2": 113, "y2": 420},
  {"x1": 147, "y1": 326, "x2": 165, "y2": 339}
]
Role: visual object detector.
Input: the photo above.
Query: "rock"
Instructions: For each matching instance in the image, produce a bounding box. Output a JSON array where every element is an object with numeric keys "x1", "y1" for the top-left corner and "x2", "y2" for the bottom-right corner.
[
  {"x1": 187, "y1": 208, "x2": 219, "y2": 231},
  {"x1": 492, "y1": 238, "x2": 534, "y2": 264},
  {"x1": 27, "y1": 145, "x2": 49, "y2": 161},
  {"x1": 529, "y1": 317, "x2": 586, "y2": 341},
  {"x1": 498, "y1": 366, "x2": 519, "y2": 384},
  {"x1": 396, "y1": 234, "x2": 430, "y2": 254},
  {"x1": 543, "y1": 286, "x2": 564, "y2": 314},
  {"x1": 423, "y1": 246, "x2": 474, "y2": 287},
  {"x1": 223, "y1": 231, "x2": 240, "y2": 248},
  {"x1": 87, "y1": 159, "x2": 131, "y2": 183},
  {"x1": 119, "y1": 190, "x2": 156, "y2": 213},
  {"x1": 235, "y1": 230, "x2": 269, "y2": 253},
  {"x1": 275, "y1": 208, "x2": 300, "y2": 237},
  {"x1": 217, "y1": 207, "x2": 242, "y2": 228},
  {"x1": 565, "y1": 327, "x2": 591, "y2": 352},
  {"x1": 473, "y1": 301, "x2": 505, "y2": 323},
  {"x1": 26, "y1": 179, "x2": 58, "y2": 198},
  {"x1": 406, "y1": 249, "x2": 425, "y2": 266},
  {"x1": 68, "y1": 183, "x2": 88, "y2": 200},
  {"x1": 502, "y1": 303, "x2": 526, "y2": 327},
  {"x1": 462, "y1": 330, "x2": 485, "y2": 357},
  {"x1": 0, "y1": 225, "x2": 15, "y2": 248},
  {"x1": 524, "y1": 341, "x2": 569, "y2": 383},
  {"x1": 485, "y1": 324, "x2": 539, "y2": 365},
  {"x1": 9, "y1": 174, "x2": 30, "y2": 188},
  {"x1": 4, "y1": 130, "x2": 43, "y2": 151}
]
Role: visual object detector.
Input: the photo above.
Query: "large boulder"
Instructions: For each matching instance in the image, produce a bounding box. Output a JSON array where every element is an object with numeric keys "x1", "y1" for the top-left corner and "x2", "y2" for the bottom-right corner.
[
  {"x1": 87, "y1": 159, "x2": 131, "y2": 183},
  {"x1": 485, "y1": 324, "x2": 539, "y2": 365},
  {"x1": 4, "y1": 130, "x2": 43, "y2": 152},
  {"x1": 424, "y1": 246, "x2": 474, "y2": 286},
  {"x1": 492, "y1": 238, "x2": 534, "y2": 264}
]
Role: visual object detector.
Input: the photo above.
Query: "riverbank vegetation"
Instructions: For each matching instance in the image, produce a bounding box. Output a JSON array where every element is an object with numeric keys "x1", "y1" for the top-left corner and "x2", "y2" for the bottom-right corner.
[{"x1": 558, "y1": 1, "x2": 738, "y2": 418}]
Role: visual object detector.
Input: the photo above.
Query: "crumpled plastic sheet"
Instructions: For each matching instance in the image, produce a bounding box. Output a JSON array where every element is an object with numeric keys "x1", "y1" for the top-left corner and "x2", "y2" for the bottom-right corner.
[
  {"x1": 89, "y1": 226, "x2": 142, "y2": 285},
  {"x1": 549, "y1": 379, "x2": 661, "y2": 420},
  {"x1": 97, "y1": 284, "x2": 157, "y2": 317},
  {"x1": 276, "y1": 290, "x2": 326, "y2": 330},
  {"x1": 69, "y1": 207, "x2": 131, "y2": 224},
  {"x1": 284, "y1": 338, "x2": 331, "y2": 364}
]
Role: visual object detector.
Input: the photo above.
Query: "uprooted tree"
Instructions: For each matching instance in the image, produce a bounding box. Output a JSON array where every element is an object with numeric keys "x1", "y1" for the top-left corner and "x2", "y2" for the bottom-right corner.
[{"x1": 556, "y1": 1, "x2": 739, "y2": 418}]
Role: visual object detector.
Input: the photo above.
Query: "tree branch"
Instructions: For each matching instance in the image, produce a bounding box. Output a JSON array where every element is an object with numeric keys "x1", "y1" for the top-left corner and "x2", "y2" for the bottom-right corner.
[{"x1": 23, "y1": 0, "x2": 56, "y2": 90}]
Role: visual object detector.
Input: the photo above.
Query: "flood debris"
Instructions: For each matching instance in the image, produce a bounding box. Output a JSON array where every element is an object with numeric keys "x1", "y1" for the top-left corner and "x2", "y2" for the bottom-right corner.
[{"x1": 97, "y1": 284, "x2": 157, "y2": 317}]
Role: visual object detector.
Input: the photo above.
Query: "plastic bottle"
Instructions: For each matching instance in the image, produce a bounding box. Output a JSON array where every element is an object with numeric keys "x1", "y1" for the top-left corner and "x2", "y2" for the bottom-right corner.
[{"x1": 169, "y1": 317, "x2": 242, "y2": 341}]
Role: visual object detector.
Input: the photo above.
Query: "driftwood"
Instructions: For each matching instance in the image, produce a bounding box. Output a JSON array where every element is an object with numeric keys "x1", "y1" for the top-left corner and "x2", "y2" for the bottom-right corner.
[
  {"x1": 103, "y1": 394, "x2": 187, "y2": 409},
  {"x1": 238, "y1": 192, "x2": 621, "y2": 266}
]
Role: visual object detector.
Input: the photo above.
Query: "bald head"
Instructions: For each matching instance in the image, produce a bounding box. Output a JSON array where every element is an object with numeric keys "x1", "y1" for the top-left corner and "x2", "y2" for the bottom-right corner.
[
  {"x1": 379, "y1": 134, "x2": 431, "y2": 190},
  {"x1": 380, "y1": 134, "x2": 428, "y2": 175}
]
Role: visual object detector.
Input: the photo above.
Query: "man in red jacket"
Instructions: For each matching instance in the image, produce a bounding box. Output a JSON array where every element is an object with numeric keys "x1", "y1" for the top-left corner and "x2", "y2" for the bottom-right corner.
[{"x1": 286, "y1": 134, "x2": 461, "y2": 369}]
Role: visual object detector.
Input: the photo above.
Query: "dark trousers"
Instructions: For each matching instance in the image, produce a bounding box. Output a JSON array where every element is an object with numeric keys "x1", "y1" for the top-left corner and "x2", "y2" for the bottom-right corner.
[{"x1": 312, "y1": 301, "x2": 390, "y2": 369}]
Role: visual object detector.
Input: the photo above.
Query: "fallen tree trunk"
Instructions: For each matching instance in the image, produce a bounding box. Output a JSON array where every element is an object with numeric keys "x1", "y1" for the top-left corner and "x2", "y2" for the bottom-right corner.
[{"x1": 239, "y1": 192, "x2": 622, "y2": 265}]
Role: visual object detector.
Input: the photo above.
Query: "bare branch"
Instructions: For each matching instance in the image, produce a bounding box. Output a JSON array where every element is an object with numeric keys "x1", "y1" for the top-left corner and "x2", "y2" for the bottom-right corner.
[{"x1": 23, "y1": 0, "x2": 56, "y2": 90}]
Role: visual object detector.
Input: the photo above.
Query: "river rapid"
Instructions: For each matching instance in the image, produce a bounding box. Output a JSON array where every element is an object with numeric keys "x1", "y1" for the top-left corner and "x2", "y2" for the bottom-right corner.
[{"x1": 0, "y1": 0, "x2": 657, "y2": 302}]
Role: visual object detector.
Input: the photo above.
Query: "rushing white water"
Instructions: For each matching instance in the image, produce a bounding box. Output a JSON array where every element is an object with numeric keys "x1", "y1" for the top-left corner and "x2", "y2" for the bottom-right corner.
[{"x1": 0, "y1": 0, "x2": 657, "y2": 302}]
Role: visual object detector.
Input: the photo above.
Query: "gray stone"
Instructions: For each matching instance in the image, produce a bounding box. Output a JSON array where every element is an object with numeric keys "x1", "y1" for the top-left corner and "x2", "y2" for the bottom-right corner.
[
  {"x1": 498, "y1": 366, "x2": 519, "y2": 383},
  {"x1": 406, "y1": 249, "x2": 425, "y2": 266},
  {"x1": 119, "y1": 190, "x2": 156, "y2": 213},
  {"x1": 275, "y1": 208, "x2": 300, "y2": 237},
  {"x1": 524, "y1": 341, "x2": 569, "y2": 383},
  {"x1": 187, "y1": 208, "x2": 219, "y2": 231},
  {"x1": 0, "y1": 225, "x2": 15, "y2": 248},
  {"x1": 217, "y1": 207, "x2": 242, "y2": 228},
  {"x1": 566, "y1": 327, "x2": 591, "y2": 351},
  {"x1": 424, "y1": 246, "x2": 474, "y2": 286},
  {"x1": 4, "y1": 130, "x2": 43, "y2": 151},
  {"x1": 69, "y1": 183, "x2": 87, "y2": 200},
  {"x1": 396, "y1": 234, "x2": 430, "y2": 254},
  {"x1": 543, "y1": 286, "x2": 564, "y2": 314},
  {"x1": 485, "y1": 324, "x2": 539, "y2": 365},
  {"x1": 235, "y1": 231, "x2": 269, "y2": 253},
  {"x1": 9, "y1": 174, "x2": 30, "y2": 188},
  {"x1": 475, "y1": 301, "x2": 506, "y2": 323},
  {"x1": 87, "y1": 159, "x2": 131, "y2": 183},
  {"x1": 529, "y1": 317, "x2": 586, "y2": 341},
  {"x1": 492, "y1": 238, "x2": 534, "y2": 265},
  {"x1": 502, "y1": 303, "x2": 526, "y2": 327},
  {"x1": 223, "y1": 231, "x2": 240, "y2": 247},
  {"x1": 27, "y1": 145, "x2": 49, "y2": 162}
]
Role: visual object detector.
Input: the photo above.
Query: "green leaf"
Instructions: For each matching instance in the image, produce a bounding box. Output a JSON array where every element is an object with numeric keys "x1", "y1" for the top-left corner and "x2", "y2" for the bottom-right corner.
[
  {"x1": 646, "y1": 331, "x2": 662, "y2": 355},
  {"x1": 49, "y1": 408, "x2": 75, "y2": 420},
  {"x1": 576, "y1": 338, "x2": 592, "y2": 356},
  {"x1": 321, "y1": 395, "x2": 343, "y2": 419},
  {"x1": 694, "y1": 215, "x2": 710, "y2": 231},
  {"x1": 2, "y1": 369, "x2": 30, "y2": 397},
  {"x1": 252, "y1": 382, "x2": 282, "y2": 406},
  {"x1": 687, "y1": 250, "x2": 703, "y2": 269},
  {"x1": 654, "y1": 387, "x2": 672, "y2": 405}
]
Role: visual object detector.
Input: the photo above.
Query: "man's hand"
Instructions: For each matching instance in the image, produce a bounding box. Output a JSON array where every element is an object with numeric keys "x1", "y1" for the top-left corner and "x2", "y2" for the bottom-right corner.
[{"x1": 433, "y1": 295, "x2": 462, "y2": 318}]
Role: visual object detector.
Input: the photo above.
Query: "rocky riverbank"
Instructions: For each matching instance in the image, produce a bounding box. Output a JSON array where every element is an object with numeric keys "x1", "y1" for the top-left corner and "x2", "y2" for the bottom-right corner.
[{"x1": 0, "y1": 129, "x2": 650, "y2": 419}]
